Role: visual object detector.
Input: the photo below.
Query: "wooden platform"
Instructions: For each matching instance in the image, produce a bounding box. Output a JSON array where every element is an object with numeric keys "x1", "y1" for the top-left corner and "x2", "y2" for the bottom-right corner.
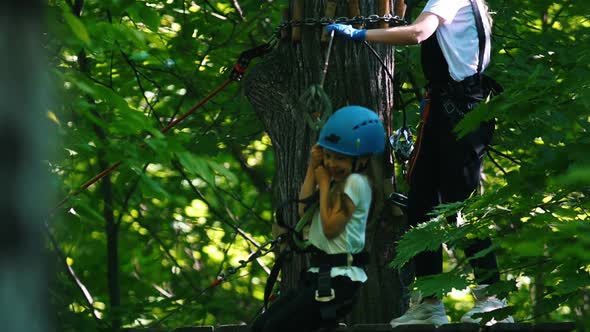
[{"x1": 124, "y1": 322, "x2": 576, "y2": 332}]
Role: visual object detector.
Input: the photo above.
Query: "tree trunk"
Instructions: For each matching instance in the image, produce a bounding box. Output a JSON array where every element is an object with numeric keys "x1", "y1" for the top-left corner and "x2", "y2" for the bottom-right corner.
[{"x1": 244, "y1": 0, "x2": 408, "y2": 324}]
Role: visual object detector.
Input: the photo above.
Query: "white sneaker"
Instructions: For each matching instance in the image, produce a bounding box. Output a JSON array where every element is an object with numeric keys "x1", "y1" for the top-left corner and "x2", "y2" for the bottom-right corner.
[
  {"x1": 390, "y1": 297, "x2": 449, "y2": 327},
  {"x1": 461, "y1": 285, "x2": 514, "y2": 325}
]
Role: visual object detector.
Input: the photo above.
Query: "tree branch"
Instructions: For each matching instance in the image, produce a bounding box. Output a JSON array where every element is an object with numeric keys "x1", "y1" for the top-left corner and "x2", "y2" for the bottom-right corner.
[{"x1": 44, "y1": 222, "x2": 104, "y2": 326}]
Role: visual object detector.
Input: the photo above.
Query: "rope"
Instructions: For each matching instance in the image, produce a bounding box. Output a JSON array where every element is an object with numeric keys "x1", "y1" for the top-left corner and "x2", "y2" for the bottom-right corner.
[{"x1": 300, "y1": 30, "x2": 336, "y2": 131}]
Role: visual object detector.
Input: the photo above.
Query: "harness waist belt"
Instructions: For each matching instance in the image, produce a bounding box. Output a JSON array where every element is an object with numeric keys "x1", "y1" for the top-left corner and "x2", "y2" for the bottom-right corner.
[
  {"x1": 310, "y1": 252, "x2": 369, "y2": 268},
  {"x1": 430, "y1": 73, "x2": 483, "y2": 97}
]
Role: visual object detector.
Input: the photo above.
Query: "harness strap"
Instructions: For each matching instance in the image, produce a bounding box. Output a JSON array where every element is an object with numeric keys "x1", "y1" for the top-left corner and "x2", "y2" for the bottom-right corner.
[
  {"x1": 316, "y1": 264, "x2": 336, "y2": 303},
  {"x1": 310, "y1": 248, "x2": 368, "y2": 306},
  {"x1": 309, "y1": 251, "x2": 369, "y2": 268},
  {"x1": 470, "y1": 0, "x2": 486, "y2": 75}
]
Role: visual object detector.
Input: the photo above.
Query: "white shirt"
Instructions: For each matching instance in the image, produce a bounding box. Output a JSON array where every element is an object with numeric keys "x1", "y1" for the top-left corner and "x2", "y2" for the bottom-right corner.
[
  {"x1": 423, "y1": 0, "x2": 492, "y2": 81},
  {"x1": 308, "y1": 173, "x2": 371, "y2": 282}
]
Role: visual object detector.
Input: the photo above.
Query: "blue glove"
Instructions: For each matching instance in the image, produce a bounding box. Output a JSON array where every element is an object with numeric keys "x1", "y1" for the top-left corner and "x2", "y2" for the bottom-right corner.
[{"x1": 326, "y1": 24, "x2": 367, "y2": 41}]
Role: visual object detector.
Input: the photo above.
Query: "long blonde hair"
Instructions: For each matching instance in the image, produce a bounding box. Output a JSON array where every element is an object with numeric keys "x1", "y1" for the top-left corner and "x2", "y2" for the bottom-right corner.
[{"x1": 481, "y1": 0, "x2": 493, "y2": 27}]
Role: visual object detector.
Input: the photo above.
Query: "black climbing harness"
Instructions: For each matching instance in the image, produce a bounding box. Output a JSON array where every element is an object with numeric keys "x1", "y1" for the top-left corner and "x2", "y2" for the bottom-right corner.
[{"x1": 264, "y1": 192, "x2": 369, "y2": 314}]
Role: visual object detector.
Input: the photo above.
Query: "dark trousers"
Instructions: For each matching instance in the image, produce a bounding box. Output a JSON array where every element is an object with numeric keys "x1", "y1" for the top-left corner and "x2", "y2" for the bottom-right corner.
[
  {"x1": 251, "y1": 273, "x2": 361, "y2": 332},
  {"x1": 407, "y1": 90, "x2": 499, "y2": 285}
]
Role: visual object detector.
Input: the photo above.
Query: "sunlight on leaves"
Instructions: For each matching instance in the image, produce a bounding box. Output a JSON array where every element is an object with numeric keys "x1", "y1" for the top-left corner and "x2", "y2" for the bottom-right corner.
[
  {"x1": 185, "y1": 199, "x2": 209, "y2": 218},
  {"x1": 203, "y1": 244, "x2": 225, "y2": 262}
]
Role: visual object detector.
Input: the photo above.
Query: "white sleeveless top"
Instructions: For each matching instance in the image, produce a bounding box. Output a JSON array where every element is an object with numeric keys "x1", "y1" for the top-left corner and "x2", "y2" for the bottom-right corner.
[
  {"x1": 423, "y1": 0, "x2": 492, "y2": 81},
  {"x1": 307, "y1": 173, "x2": 371, "y2": 282}
]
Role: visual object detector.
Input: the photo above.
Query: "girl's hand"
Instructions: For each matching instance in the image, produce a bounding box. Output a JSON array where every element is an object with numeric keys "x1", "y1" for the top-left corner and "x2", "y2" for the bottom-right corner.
[
  {"x1": 314, "y1": 165, "x2": 330, "y2": 188},
  {"x1": 309, "y1": 144, "x2": 324, "y2": 170}
]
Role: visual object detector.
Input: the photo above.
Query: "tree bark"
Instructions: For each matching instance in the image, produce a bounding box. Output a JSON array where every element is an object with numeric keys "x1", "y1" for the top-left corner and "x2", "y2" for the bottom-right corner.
[{"x1": 244, "y1": 0, "x2": 407, "y2": 324}]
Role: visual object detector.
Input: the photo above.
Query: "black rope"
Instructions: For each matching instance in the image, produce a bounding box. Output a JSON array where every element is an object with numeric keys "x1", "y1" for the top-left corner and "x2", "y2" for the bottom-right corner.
[{"x1": 361, "y1": 40, "x2": 409, "y2": 128}]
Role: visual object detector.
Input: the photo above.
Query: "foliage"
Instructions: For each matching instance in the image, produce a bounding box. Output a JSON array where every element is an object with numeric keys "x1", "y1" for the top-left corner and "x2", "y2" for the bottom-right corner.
[
  {"x1": 47, "y1": 0, "x2": 280, "y2": 330},
  {"x1": 393, "y1": 0, "x2": 590, "y2": 328},
  {"x1": 46, "y1": 0, "x2": 590, "y2": 330}
]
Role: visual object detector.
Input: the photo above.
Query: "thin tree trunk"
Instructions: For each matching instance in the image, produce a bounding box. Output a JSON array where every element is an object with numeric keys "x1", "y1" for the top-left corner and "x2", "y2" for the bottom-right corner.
[
  {"x1": 244, "y1": 0, "x2": 406, "y2": 324},
  {"x1": 75, "y1": 9, "x2": 122, "y2": 328}
]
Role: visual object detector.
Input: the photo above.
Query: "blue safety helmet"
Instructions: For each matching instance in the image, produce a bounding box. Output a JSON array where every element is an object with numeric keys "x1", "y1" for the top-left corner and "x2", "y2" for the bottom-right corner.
[{"x1": 317, "y1": 105, "x2": 385, "y2": 157}]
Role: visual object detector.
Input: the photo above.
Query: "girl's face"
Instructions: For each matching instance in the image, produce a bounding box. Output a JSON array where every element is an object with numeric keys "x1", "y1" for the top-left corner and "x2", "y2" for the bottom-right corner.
[{"x1": 322, "y1": 149, "x2": 354, "y2": 182}]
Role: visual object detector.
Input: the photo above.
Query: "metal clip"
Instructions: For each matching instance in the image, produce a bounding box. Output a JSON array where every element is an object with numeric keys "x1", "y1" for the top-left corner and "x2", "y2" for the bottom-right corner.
[{"x1": 315, "y1": 289, "x2": 336, "y2": 302}]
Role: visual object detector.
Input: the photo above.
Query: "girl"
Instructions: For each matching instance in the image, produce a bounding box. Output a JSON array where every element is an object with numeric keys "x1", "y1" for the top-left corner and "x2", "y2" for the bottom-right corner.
[
  {"x1": 251, "y1": 105, "x2": 385, "y2": 332},
  {"x1": 327, "y1": 0, "x2": 512, "y2": 327}
]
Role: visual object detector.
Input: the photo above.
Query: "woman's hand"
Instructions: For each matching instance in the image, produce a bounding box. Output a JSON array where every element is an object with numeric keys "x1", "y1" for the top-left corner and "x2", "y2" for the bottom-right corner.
[{"x1": 326, "y1": 24, "x2": 367, "y2": 41}]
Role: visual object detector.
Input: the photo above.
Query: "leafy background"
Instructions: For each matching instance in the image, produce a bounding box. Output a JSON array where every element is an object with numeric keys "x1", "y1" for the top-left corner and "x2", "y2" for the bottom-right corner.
[{"x1": 46, "y1": 0, "x2": 590, "y2": 331}]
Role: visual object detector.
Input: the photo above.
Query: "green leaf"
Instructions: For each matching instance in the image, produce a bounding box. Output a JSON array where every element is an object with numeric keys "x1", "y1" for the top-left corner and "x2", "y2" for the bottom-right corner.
[
  {"x1": 471, "y1": 306, "x2": 515, "y2": 325},
  {"x1": 177, "y1": 152, "x2": 215, "y2": 184},
  {"x1": 413, "y1": 271, "x2": 469, "y2": 298},
  {"x1": 208, "y1": 160, "x2": 237, "y2": 184},
  {"x1": 130, "y1": 165, "x2": 169, "y2": 199},
  {"x1": 485, "y1": 280, "x2": 518, "y2": 301},
  {"x1": 550, "y1": 161, "x2": 590, "y2": 187},
  {"x1": 390, "y1": 216, "x2": 448, "y2": 269},
  {"x1": 62, "y1": 10, "x2": 91, "y2": 45}
]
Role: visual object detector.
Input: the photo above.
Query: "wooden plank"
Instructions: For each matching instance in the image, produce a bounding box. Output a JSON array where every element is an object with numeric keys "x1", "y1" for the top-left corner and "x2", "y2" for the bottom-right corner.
[
  {"x1": 124, "y1": 321, "x2": 577, "y2": 331},
  {"x1": 171, "y1": 327, "x2": 214, "y2": 332},
  {"x1": 437, "y1": 323, "x2": 480, "y2": 332},
  {"x1": 392, "y1": 324, "x2": 437, "y2": 332},
  {"x1": 350, "y1": 323, "x2": 393, "y2": 331},
  {"x1": 291, "y1": 0, "x2": 303, "y2": 42},
  {"x1": 215, "y1": 325, "x2": 248, "y2": 332},
  {"x1": 486, "y1": 323, "x2": 533, "y2": 332},
  {"x1": 532, "y1": 322, "x2": 576, "y2": 332},
  {"x1": 378, "y1": 0, "x2": 390, "y2": 28},
  {"x1": 348, "y1": 0, "x2": 361, "y2": 28}
]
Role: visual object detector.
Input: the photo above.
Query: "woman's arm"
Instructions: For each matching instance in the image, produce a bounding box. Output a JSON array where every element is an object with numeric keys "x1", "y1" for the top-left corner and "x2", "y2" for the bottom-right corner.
[
  {"x1": 327, "y1": 11, "x2": 443, "y2": 45},
  {"x1": 365, "y1": 11, "x2": 442, "y2": 45}
]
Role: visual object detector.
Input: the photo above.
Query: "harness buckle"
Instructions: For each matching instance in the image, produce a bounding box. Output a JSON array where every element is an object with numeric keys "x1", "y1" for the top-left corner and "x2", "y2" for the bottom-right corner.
[
  {"x1": 315, "y1": 289, "x2": 336, "y2": 302},
  {"x1": 442, "y1": 97, "x2": 458, "y2": 115},
  {"x1": 347, "y1": 253, "x2": 354, "y2": 267}
]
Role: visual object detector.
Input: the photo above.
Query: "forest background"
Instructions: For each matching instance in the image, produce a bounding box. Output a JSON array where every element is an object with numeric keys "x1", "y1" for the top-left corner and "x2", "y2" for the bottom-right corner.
[{"x1": 39, "y1": 0, "x2": 590, "y2": 331}]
